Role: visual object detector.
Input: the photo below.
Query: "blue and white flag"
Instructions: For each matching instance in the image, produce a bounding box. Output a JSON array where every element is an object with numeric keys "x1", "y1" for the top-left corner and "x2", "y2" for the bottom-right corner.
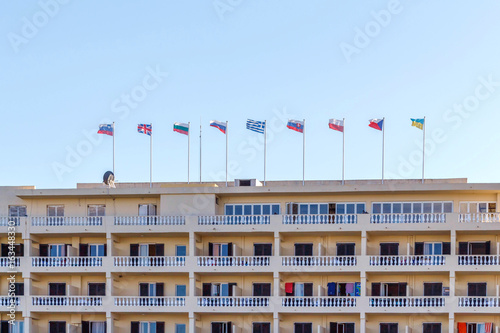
[
  {"x1": 210, "y1": 120, "x2": 227, "y2": 134},
  {"x1": 246, "y1": 119, "x2": 265, "y2": 134}
]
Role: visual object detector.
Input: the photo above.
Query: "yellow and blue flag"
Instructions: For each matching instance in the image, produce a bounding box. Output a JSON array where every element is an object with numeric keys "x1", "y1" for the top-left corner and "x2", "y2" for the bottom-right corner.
[{"x1": 411, "y1": 118, "x2": 424, "y2": 130}]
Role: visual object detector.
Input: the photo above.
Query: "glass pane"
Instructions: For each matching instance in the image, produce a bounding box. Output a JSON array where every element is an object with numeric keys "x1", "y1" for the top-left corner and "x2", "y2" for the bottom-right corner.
[
  {"x1": 139, "y1": 245, "x2": 149, "y2": 256},
  {"x1": 234, "y1": 205, "x2": 243, "y2": 216},
  {"x1": 434, "y1": 243, "x2": 442, "y2": 255},
  {"x1": 413, "y1": 203, "x2": 422, "y2": 213},
  {"x1": 433, "y1": 203, "x2": 442, "y2": 213},
  {"x1": 88, "y1": 206, "x2": 96, "y2": 216},
  {"x1": 336, "y1": 204, "x2": 345, "y2": 214},
  {"x1": 98, "y1": 245, "x2": 105, "y2": 256},
  {"x1": 139, "y1": 205, "x2": 148, "y2": 216},
  {"x1": 221, "y1": 284, "x2": 229, "y2": 296},
  {"x1": 176, "y1": 324, "x2": 186, "y2": 333},
  {"x1": 254, "y1": 205, "x2": 261, "y2": 215},
  {"x1": 488, "y1": 203, "x2": 496, "y2": 213},
  {"x1": 299, "y1": 204, "x2": 308, "y2": 215},
  {"x1": 244, "y1": 205, "x2": 252, "y2": 215},
  {"x1": 149, "y1": 323, "x2": 156, "y2": 333},
  {"x1": 263, "y1": 205, "x2": 271, "y2": 215},
  {"x1": 176, "y1": 285, "x2": 186, "y2": 296},
  {"x1": 90, "y1": 245, "x2": 97, "y2": 257},
  {"x1": 382, "y1": 203, "x2": 392, "y2": 214},
  {"x1": 221, "y1": 244, "x2": 229, "y2": 256},
  {"x1": 149, "y1": 284, "x2": 156, "y2": 296},
  {"x1": 346, "y1": 204, "x2": 355, "y2": 214},
  {"x1": 392, "y1": 203, "x2": 402, "y2": 214},
  {"x1": 309, "y1": 204, "x2": 318, "y2": 215},
  {"x1": 459, "y1": 203, "x2": 468, "y2": 213},
  {"x1": 319, "y1": 204, "x2": 328, "y2": 214},
  {"x1": 141, "y1": 323, "x2": 148, "y2": 333},
  {"x1": 478, "y1": 203, "x2": 487, "y2": 213},
  {"x1": 423, "y1": 203, "x2": 432, "y2": 213},
  {"x1": 470, "y1": 203, "x2": 478, "y2": 213},
  {"x1": 225, "y1": 205, "x2": 234, "y2": 215},
  {"x1": 444, "y1": 202, "x2": 453, "y2": 213},
  {"x1": 424, "y1": 243, "x2": 432, "y2": 255},
  {"x1": 373, "y1": 203, "x2": 381, "y2": 214},
  {"x1": 176, "y1": 246, "x2": 187, "y2": 256},
  {"x1": 272, "y1": 205, "x2": 280, "y2": 215},
  {"x1": 356, "y1": 204, "x2": 365, "y2": 214},
  {"x1": 403, "y1": 203, "x2": 412, "y2": 213}
]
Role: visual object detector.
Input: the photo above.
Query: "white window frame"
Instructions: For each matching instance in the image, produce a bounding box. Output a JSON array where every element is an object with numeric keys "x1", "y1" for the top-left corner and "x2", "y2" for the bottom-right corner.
[
  {"x1": 423, "y1": 242, "x2": 442, "y2": 255},
  {"x1": 89, "y1": 244, "x2": 105, "y2": 257},
  {"x1": 372, "y1": 201, "x2": 453, "y2": 214},
  {"x1": 287, "y1": 202, "x2": 366, "y2": 215},
  {"x1": 89, "y1": 322, "x2": 106, "y2": 333},
  {"x1": 225, "y1": 203, "x2": 281, "y2": 216},
  {"x1": 87, "y1": 204, "x2": 105, "y2": 216},
  {"x1": 47, "y1": 205, "x2": 65, "y2": 217},
  {"x1": 49, "y1": 244, "x2": 66, "y2": 257},
  {"x1": 459, "y1": 201, "x2": 496, "y2": 213},
  {"x1": 8, "y1": 205, "x2": 27, "y2": 217},
  {"x1": 139, "y1": 322, "x2": 156, "y2": 333},
  {"x1": 138, "y1": 204, "x2": 157, "y2": 216}
]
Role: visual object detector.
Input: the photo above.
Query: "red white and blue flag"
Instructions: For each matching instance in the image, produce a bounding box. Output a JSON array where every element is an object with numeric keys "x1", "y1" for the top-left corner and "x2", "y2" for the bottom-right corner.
[
  {"x1": 138, "y1": 124, "x2": 152, "y2": 136},
  {"x1": 210, "y1": 120, "x2": 227, "y2": 134},
  {"x1": 287, "y1": 119, "x2": 304, "y2": 133},
  {"x1": 329, "y1": 119, "x2": 344, "y2": 132},
  {"x1": 368, "y1": 118, "x2": 384, "y2": 131},
  {"x1": 98, "y1": 124, "x2": 113, "y2": 136}
]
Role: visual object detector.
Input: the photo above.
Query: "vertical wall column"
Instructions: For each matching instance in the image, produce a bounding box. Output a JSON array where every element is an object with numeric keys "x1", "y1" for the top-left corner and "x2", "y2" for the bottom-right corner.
[
  {"x1": 189, "y1": 272, "x2": 197, "y2": 299},
  {"x1": 189, "y1": 313, "x2": 197, "y2": 333},
  {"x1": 106, "y1": 314, "x2": 114, "y2": 333},
  {"x1": 450, "y1": 230, "x2": 456, "y2": 256},
  {"x1": 361, "y1": 231, "x2": 367, "y2": 257},
  {"x1": 360, "y1": 313, "x2": 366, "y2": 333},
  {"x1": 106, "y1": 273, "x2": 113, "y2": 300},
  {"x1": 189, "y1": 232, "x2": 197, "y2": 257},
  {"x1": 273, "y1": 272, "x2": 280, "y2": 298},
  {"x1": 274, "y1": 231, "x2": 280, "y2": 257},
  {"x1": 360, "y1": 272, "x2": 367, "y2": 297},
  {"x1": 106, "y1": 233, "x2": 114, "y2": 256},
  {"x1": 273, "y1": 313, "x2": 280, "y2": 333},
  {"x1": 448, "y1": 313, "x2": 454, "y2": 333},
  {"x1": 449, "y1": 271, "x2": 455, "y2": 297},
  {"x1": 24, "y1": 317, "x2": 33, "y2": 333}
]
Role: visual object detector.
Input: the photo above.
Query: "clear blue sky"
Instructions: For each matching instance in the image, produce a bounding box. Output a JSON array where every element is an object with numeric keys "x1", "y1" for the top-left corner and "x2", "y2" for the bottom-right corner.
[{"x1": 2, "y1": 1, "x2": 500, "y2": 188}]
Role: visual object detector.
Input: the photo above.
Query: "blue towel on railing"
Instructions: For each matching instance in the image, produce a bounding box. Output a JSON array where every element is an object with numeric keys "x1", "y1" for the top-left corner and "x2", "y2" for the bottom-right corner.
[{"x1": 327, "y1": 282, "x2": 336, "y2": 296}]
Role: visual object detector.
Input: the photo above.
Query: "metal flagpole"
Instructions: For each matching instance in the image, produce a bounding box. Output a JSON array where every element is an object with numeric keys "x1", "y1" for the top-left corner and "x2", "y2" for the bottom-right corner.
[
  {"x1": 199, "y1": 119, "x2": 202, "y2": 183},
  {"x1": 264, "y1": 120, "x2": 267, "y2": 186},
  {"x1": 150, "y1": 123, "x2": 153, "y2": 188},
  {"x1": 226, "y1": 121, "x2": 228, "y2": 187},
  {"x1": 112, "y1": 122, "x2": 115, "y2": 175},
  {"x1": 342, "y1": 118, "x2": 345, "y2": 186},
  {"x1": 422, "y1": 116, "x2": 426, "y2": 184},
  {"x1": 382, "y1": 117, "x2": 385, "y2": 184},
  {"x1": 303, "y1": 119, "x2": 306, "y2": 186},
  {"x1": 188, "y1": 122, "x2": 190, "y2": 184}
]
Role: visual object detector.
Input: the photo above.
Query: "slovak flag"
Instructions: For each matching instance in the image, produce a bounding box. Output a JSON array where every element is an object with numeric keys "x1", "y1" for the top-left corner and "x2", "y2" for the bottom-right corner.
[
  {"x1": 369, "y1": 118, "x2": 384, "y2": 131},
  {"x1": 329, "y1": 119, "x2": 344, "y2": 132},
  {"x1": 287, "y1": 119, "x2": 304, "y2": 133},
  {"x1": 210, "y1": 120, "x2": 227, "y2": 134},
  {"x1": 138, "y1": 124, "x2": 152, "y2": 136},
  {"x1": 98, "y1": 124, "x2": 113, "y2": 136}
]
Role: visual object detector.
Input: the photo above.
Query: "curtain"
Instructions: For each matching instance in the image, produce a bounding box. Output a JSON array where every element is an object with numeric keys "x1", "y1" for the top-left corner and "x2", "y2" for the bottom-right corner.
[
  {"x1": 91, "y1": 322, "x2": 106, "y2": 333},
  {"x1": 477, "y1": 324, "x2": 485, "y2": 333},
  {"x1": 346, "y1": 283, "x2": 355, "y2": 296}
]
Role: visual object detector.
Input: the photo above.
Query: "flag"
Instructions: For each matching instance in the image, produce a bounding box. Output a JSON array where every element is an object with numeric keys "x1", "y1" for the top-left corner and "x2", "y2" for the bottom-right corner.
[
  {"x1": 369, "y1": 118, "x2": 384, "y2": 131},
  {"x1": 210, "y1": 120, "x2": 227, "y2": 134},
  {"x1": 411, "y1": 118, "x2": 424, "y2": 130},
  {"x1": 246, "y1": 119, "x2": 265, "y2": 134},
  {"x1": 97, "y1": 124, "x2": 113, "y2": 136},
  {"x1": 173, "y1": 122, "x2": 189, "y2": 135},
  {"x1": 287, "y1": 119, "x2": 304, "y2": 133},
  {"x1": 485, "y1": 323, "x2": 493, "y2": 333},
  {"x1": 329, "y1": 119, "x2": 344, "y2": 132},
  {"x1": 138, "y1": 124, "x2": 152, "y2": 136}
]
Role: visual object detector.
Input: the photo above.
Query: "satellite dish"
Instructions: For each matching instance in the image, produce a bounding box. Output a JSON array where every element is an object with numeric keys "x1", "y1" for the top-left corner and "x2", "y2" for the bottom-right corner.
[{"x1": 103, "y1": 171, "x2": 115, "y2": 188}]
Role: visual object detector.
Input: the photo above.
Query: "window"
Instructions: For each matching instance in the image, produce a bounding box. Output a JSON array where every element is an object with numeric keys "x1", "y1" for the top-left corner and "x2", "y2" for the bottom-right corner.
[
  {"x1": 88, "y1": 283, "x2": 106, "y2": 296},
  {"x1": 176, "y1": 245, "x2": 187, "y2": 256},
  {"x1": 458, "y1": 242, "x2": 490, "y2": 255},
  {"x1": 175, "y1": 324, "x2": 186, "y2": 333},
  {"x1": 294, "y1": 243, "x2": 313, "y2": 256},
  {"x1": 253, "y1": 283, "x2": 271, "y2": 296},
  {"x1": 423, "y1": 323, "x2": 441, "y2": 333},
  {"x1": 372, "y1": 202, "x2": 453, "y2": 214},
  {"x1": 253, "y1": 323, "x2": 271, "y2": 333},
  {"x1": 1, "y1": 244, "x2": 23, "y2": 257},
  {"x1": 139, "y1": 204, "x2": 157, "y2": 216},
  {"x1": 380, "y1": 323, "x2": 398, "y2": 333},
  {"x1": 131, "y1": 322, "x2": 164, "y2": 333},
  {"x1": 424, "y1": 242, "x2": 442, "y2": 255},
  {"x1": 415, "y1": 242, "x2": 450, "y2": 255},
  {"x1": 130, "y1": 244, "x2": 164, "y2": 257},
  {"x1": 176, "y1": 285, "x2": 187, "y2": 297},
  {"x1": 88, "y1": 205, "x2": 105, "y2": 216},
  {"x1": 2, "y1": 321, "x2": 24, "y2": 333},
  {"x1": 203, "y1": 283, "x2": 237, "y2": 296},
  {"x1": 49, "y1": 244, "x2": 67, "y2": 257},
  {"x1": 208, "y1": 243, "x2": 233, "y2": 256},
  {"x1": 12, "y1": 283, "x2": 24, "y2": 296},
  {"x1": 212, "y1": 322, "x2": 232, "y2": 333},
  {"x1": 460, "y1": 323, "x2": 494, "y2": 333},
  {"x1": 49, "y1": 322, "x2": 66, "y2": 333},
  {"x1": 254, "y1": 243, "x2": 272, "y2": 256},
  {"x1": 423, "y1": 283, "x2": 443, "y2": 296},
  {"x1": 286, "y1": 283, "x2": 313, "y2": 296},
  {"x1": 459, "y1": 202, "x2": 496, "y2": 213},
  {"x1": 337, "y1": 243, "x2": 355, "y2": 256},
  {"x1": 372, "y1": 283, "x2": 406, "y2": 296},
  {"x1": 8, "y1": 206, "x2": 26, "y2": 225},
  {"x1": 330, "y1": 283, "x2": 357, "y2": 296},
  {"x1": 82, "y1": 322, "x2": 106, "y2": 333},
  {"x1": 380, "y1": 243, "x2": 399, "y2": 255},
  {"x1": 330, "y1": 323, "x2": 355, "y2": 333},
  {"x1": 49, "y1": 283, "x2": 66, "y2": 296},
  {"x1": 47, "y1": 205, "x2": 64, "y2": 216},
  {"x1": 139, "y1": 283, "x2": 164, "y2": 297},
  {"x1": 287, "y1": 203, "x2": 365, "y2": 215},
  {"x1": 294, "y1": 323, "x2": 312, "y2": 333},
  {"x1": 225, "y1": 203, "x2": 280, "y2": 215},
  {"x1": 468, "y1": 283, "x2": 487, "y2": 296}
]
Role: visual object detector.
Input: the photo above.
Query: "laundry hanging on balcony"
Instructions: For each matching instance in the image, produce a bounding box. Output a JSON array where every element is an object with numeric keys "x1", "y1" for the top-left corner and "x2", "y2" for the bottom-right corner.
[{"x1": 327, "y1": 282, "x2": 336, "y2": 296}]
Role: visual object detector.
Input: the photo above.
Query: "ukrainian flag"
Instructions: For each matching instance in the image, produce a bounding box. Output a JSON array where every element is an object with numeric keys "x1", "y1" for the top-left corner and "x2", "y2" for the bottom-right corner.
[{"x1": 411, "y1": 118, "x2": 424, "y2": 130}]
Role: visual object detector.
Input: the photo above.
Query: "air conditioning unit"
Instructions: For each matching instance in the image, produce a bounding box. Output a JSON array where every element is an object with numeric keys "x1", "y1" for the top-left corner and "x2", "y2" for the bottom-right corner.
[{"x1": 234, "y1": 179, "x2": 262, "y2": 187}]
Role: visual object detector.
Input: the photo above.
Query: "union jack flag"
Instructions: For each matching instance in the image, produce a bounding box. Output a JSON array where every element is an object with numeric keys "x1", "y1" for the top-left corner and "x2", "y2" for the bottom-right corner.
[{"x1": 138, "y1": 124, "x2": 152, "y2": 136}]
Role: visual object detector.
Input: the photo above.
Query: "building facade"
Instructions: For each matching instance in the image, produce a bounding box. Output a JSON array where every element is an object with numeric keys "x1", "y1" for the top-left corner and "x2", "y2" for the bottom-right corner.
[{"x1": 1, "y1": 179, "x2": 500, "y2": 333}]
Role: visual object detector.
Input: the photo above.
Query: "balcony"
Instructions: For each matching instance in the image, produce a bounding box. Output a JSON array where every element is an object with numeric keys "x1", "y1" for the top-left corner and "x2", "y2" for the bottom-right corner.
[
  {"x1": 32, "y1": 256, "x2": 103, "y2": 267},
  {"x1": 369, "y1": 297, "x2": 445, "y2": 307},
  {"x1": 31, "y1": 296, "x2": 103, "y2": 306},
  {"x1": 113, "y1": 256, "x2": 185, "y2": 267},
  {"x1": 370, "y1": 213, "x2": 445, "y2": 224},
  {"x1": 31, "y1": 216, "x2": 102, "y2": 226},
  {"x1": 369, "y1": 255, "x2": 446, "y2": 266},
  {"x1": 114, "y1": 216, "x2": 185, "y2": 226},
  {"x1": 281, "y1": 296, "x2": 356, "y2": 307},
  {"x1": 282, "y1": 214, "x2": 357, "y2": 225},
  {"x1": 0, "y1": 296, "x2": 20, "y2": 306},
  {"x1": 114, "y1": 297, "x2": 186, "y2": 307},
  {"x1": 459, "y1": 213, "x2": 500, "y2": 223},
  {"x1": 198, "y1": 215, "x2": 270, "y2": 225},
  {"x1": 197, "y1": 297, "x2": 270, "y2": 307},
  {"x1": 458, "y1": 255, "x2": 499, "y2": 266},
  {"x1": 0, "y1": 257, "x2": 21, "y2": 267},
  {"x1": 458, "y1": 297, "x2": 500, "y2": 307},
  {"x1": 0, "y1": 216, "x2": 22, "y2": 226},
  {"x1": 197, "y1": 256, "x2": 270, "y2": 267},
  {"x1": 281, "y1": 256, "x2": 357, "y2": 267}
]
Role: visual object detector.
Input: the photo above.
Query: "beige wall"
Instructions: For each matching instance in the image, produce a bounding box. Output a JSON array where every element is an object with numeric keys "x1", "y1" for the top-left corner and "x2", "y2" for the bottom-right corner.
[
  {"x1": 197, "y1": 314, "x2": 274, "y2": 333},
  {"x1": 197, "y1": 274, "x2": 273, "y2": 296},
  {"x1": 365, "y1": 314, "x2": 449, "y2": 333},
  {"x1": 114, "y1": 314, "x2": 189, "y2": 333},
  {"x1": 113, "y1": 235, "x2": 189, "y2": 256},
  {"x1": 113, "y1": 274, "x2": 189, "y2": 296},
  {"x1": 199, "y1": 235, "x2": 274, "y2": 257},
  {"x1": 31, "y1": 274, "x2": 106, "y2": 296}
]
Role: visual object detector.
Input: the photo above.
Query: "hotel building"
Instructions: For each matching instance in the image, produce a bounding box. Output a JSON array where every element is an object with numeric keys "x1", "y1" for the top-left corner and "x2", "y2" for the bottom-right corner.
[{"x1": 1, "y1": 178, "x2": 500, "y2": 333}]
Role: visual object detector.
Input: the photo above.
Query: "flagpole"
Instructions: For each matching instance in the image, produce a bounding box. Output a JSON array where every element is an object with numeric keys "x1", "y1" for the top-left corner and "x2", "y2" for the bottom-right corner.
[
  {"x1": 303, "y1": 119, "x2": 306, "y2": 186},
  {"x1": 199, "y1": 119, "x2": 202, "y2": 183},
  {"x1": 382, "y1": 117, "x2": 385, "y2": 184},
  {"x1": 150, "y1": 123, "x2": 153, "y2": 188},
  {"x1": 188, "y1": 122, "x2": 190, "y2": 184},
  {"x1": 422, "y1": 116, "x2": 426, "y2": 184},
  {"x1": 112, "y1": 122, "x2": 115, "y2": 175},
  {"x1": 264, "y1": 120, "x2": 267, "y2": 186},
  {"x1": 226, "y1": 121, "x2": 228, "y2": 187},
  {"x1": 342, "y1": 118, "x2": 345, "y2": 186}
]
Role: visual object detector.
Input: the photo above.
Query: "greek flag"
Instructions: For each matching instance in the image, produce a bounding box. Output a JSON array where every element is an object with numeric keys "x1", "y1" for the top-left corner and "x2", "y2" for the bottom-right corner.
[{"x1": 246, "y1": 119, "x2": 265, "y2": 134}]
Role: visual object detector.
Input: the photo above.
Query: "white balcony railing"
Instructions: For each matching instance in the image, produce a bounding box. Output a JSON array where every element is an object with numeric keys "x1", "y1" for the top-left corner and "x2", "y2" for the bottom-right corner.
[
  {"x1": 0, "y1": 297, "x2": 20, "y2": 306},
  {"x1": 281, "y1": 256, "x2": 357, "y2": 267},
  {"x1": 197, "y1": 256, "x2": 270, "y2": 267},
  {"x1": 32, "y1": 296, "x2": 103, "y2": 306},
  {"x1": 113, "y1": 256, "x2": 185, "y2": 267},
  {"x1": 31, "y1": 257, "x2": 103, "y2": 267},
  {"x1": 197, "y1": 297, "x2": 270, "y2": 307},
  {"x1": 114, "y1": 297, "x2": 186, "y2": 307},
  {"x1": 31, "y1": 216, "x2": 103, "y2": 226},
  {"x1": 370, "y1": 213, "x2": 446, "y2": 224},
  {"x1": 458, "y1": 255, "x2": 499, "y2": 265},
  {"x1": 458, "y1": 297, "x2": 500, "y2": 307},
  {"x1": 281, "y1": 297, "x2": 356, "y2": 307},
  {"x1": 0, "y1": 257, "x2": 21, "y2": 267},
  {"x1": 198, "y1": 215, "x2": 270, "y2": 225},
  {"x1": 0, "y1": 217, "x2": 22, "y2": 226},
  {"x1": 369, "y1": 297, "x2": 445, "y2": 307},
  {"x1": 459, "y1": 213, "x2": 500, "y2": 223},
  {"x1": 282, "y1": 214, "x2": 357, "y2": 225},
  {"x1": 114, "y1": 216, "x2": 185, "y2": 226},
  {"x1": 369, "y1": 255, "x2": 446, "y2": 266}
]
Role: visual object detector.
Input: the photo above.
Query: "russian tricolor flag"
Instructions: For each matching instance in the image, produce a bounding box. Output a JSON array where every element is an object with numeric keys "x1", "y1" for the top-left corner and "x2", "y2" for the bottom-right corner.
[
  {"x1": 329, "y1": 119, "x2": 344, "y2": 132},
  {"x1": 287, "y1": 119, "x2": 304, "y2": 133},
  {"x1": 369, "y1": 118, "x2": 384, "y2": 131},
  {"x1": 210, "y1": 120, "x2": 227, "y2": 134}
]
